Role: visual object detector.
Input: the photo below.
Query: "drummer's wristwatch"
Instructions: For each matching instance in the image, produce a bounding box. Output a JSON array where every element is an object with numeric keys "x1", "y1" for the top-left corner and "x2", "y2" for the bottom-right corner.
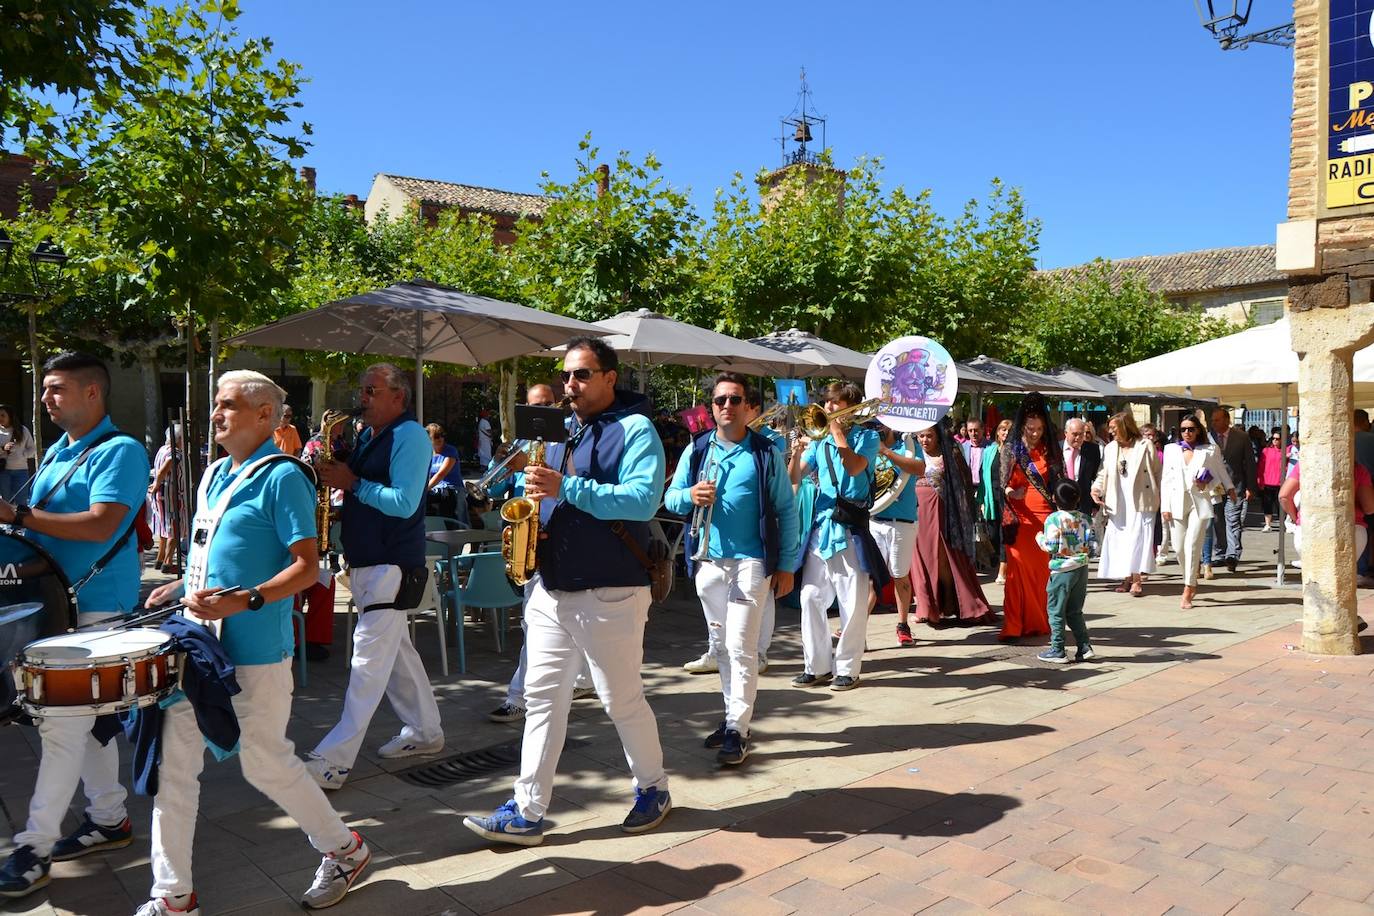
[
  {"x1": 12, "y1": 502, "x2": 31, "y2": 528},
  {"x1": 245, "y1": 586, "x2": 265, "y2": 611}
]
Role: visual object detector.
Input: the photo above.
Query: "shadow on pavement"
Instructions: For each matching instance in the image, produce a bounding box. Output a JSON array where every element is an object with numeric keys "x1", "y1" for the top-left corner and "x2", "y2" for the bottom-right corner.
[{"x1": 758, "y1": 721, "x2": 1054, "y2": 762}]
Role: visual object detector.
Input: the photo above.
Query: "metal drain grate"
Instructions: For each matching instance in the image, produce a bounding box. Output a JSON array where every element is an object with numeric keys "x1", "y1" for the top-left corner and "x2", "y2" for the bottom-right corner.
[{"x1": 397, "y1": 737, "x2": 586, "y2": 787}]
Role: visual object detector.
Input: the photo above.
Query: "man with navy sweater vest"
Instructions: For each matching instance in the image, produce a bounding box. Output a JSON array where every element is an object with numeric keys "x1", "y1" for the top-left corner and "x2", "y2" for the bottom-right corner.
[
  {"x1": 665, "y1": 373, "x2": 799, "y2": 765},
  {"x1": 306, "y1": 363, "x2": 444, "y2": 790},
  {"x1": 465, "y1": 337, "x2": 668, "y2": 845}
]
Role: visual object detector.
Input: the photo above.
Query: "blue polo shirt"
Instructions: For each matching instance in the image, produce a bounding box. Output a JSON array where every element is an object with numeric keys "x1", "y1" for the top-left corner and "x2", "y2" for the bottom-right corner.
[
  {"x1": 800, "y1": 426, "x2": 880, "y2": 559},
  {"x1": 202, "y1": 439, "x2": 316, "y2": 665},
  {"x1": 29, "y1": 415, "x2": 148, "y2": 613},
  {"x1": 664, "y1": 434, "x2": 800, "y2": 569},
  {"x1": 429, "y1": 443, "x2": 463, "y2": 489},
  {"x1": 874, "y1": 439, "x2": 925, "y2": 524}
]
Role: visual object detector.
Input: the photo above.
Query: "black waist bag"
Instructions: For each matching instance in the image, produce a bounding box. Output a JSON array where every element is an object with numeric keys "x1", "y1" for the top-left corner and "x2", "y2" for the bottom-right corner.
[{"x1": 363, "y1": 566, "x2": 430, "y2": 612}]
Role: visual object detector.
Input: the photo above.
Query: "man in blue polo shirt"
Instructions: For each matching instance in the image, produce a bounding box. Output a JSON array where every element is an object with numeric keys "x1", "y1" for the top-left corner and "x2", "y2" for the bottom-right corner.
[
  {"x1": 307, "y1": 363, "x2": 443, "y2": 789},
  {"x1": 665, "y1": 373, "x2": 799, "y2": 765},
  {"x1": 137, "y1": 370, "x2": 369, "y2": 916},
  {"x1": 0, "y1": 352, "x2": 148, "y2": 899},
  {"x1": 788, "y1": 382, "x2": 882, "y2": 692}
]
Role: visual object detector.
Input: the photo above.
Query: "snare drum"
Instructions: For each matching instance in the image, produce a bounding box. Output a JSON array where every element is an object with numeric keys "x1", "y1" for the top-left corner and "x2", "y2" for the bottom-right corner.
[{"x1": 16, "y1": 629, "x2": 181, "y2": 717}]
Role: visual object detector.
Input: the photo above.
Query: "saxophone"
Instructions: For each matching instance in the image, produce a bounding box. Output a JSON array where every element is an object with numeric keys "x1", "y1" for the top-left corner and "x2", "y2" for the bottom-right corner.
[
  {"x1": 500, "y1": 395, "x2": 571, "y2": 584},
  {"x1": 315, "y1": 408, "x2": 358, "y2": 553}
]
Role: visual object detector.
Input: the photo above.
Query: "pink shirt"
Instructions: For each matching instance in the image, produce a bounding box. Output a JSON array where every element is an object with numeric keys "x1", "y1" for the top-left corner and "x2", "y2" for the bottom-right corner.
[
  {"x1": 1257, "y1": 446, "x2": 1284, "y2": 487},
  {"x1": 1288, "y1": 462, "x2": 1372, "y2": 526}
]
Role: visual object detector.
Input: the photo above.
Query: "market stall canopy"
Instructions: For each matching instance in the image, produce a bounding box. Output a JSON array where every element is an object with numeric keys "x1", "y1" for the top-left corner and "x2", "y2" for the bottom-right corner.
[
  {"x1": 957, "y1": 355, "x2": 1099, "y2": 398},
  {"x1": 747, "y1": 328, "x2": 871, "y2": 379},
  {"x1": 1114, "y1": 317, "x2": 1374, "y2": 407},
  {"x1": 546, "y1": 309, "x2": 799, "y2": 384},
  {"x1": 226, "y1": 278, "x2": 607, "y2": 417},
  {"x1": 1042, "y1": 366, "x2": 1217, "y2": 410}
]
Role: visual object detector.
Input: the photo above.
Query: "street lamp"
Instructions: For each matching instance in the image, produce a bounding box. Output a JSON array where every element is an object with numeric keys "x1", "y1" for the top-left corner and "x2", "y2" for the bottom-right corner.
[
  {"x1": 1195, "y1": 0, "x2": 1294, "y2": 50},
  {"x1": 0, "y1": 232, "x2": 68, "y2": 297}
]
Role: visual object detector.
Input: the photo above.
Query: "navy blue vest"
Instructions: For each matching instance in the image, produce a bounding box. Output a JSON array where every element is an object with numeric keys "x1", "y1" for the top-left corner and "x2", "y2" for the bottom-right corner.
[
  {"x1": 340, "y1": 413, "x2": 426, "y2": 569},
  {"x1": 537, "y1": 394, "x2": 654, "y2": 591},
  {"x1": 682, "y1": 429, "x2": 782, "y2": 578}
]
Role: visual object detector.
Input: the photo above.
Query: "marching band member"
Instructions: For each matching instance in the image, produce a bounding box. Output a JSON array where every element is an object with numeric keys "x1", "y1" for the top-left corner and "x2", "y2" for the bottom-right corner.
[
  {"x1": 871, "y1": 425, "x2": 925, "y2": 646},
  {"x1": 664, "y1": 373, "x2": 799, "y2": 765},
  {"x1": 465, "y1": 337, "x2": 669, "y2": 845},
  {"x1": 306, "y1": 363, "x2": 444, "y2": 789},
  {"x1": 487, "y1": 383, "x2": 596, "y2": 726},
  {"x1": 0, "y1": 353, "x2": 148, "y2": 900},
  {"x1": 681, "y1": 388, "x2": 786, "y2": 676},
  {"x1": 788, "y1": 382, "x2": 886, "y2": 691},
  {"x1": 137, "y1": 371, "x2": 369, "y2": 915}
]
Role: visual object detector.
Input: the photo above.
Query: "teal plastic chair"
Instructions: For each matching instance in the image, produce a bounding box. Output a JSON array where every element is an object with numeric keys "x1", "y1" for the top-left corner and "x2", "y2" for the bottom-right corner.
[
  {"x1": 449, "y1": 551, "x2": 522, "y2": 653},
  {"x1": 480, "y1": 509, "x2": 504, "y2": 533}
]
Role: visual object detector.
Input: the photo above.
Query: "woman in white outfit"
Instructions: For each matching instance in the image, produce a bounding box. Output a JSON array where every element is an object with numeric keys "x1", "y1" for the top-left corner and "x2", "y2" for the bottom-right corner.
[
  {"x1": 1160, "y1": 415, "x2": 1234, "y2": 609},
  {"x1": 1092, "y1": 411, "x2": 1161, "y2": 597}
]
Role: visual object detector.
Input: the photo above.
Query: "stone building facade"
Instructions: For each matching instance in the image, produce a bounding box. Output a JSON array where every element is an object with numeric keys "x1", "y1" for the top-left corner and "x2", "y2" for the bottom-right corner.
[{"x1": 362, "y1": 173, "x2": 549, "y2": 245}]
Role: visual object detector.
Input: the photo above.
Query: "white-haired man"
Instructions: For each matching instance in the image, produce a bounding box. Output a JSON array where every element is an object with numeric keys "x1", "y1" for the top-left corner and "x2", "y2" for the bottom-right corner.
[
  {"x1": 307, "y1": 363, "x2": 444, "y2": 788},
  {"x1": 138, "y1": 371, "x2": 369, "y2": 915}
]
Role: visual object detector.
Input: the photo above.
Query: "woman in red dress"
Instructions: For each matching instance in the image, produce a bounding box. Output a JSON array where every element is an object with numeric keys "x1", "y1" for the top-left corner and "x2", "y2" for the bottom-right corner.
[{"x1": 997, "y1": 393, "x2": 1061, "y2": 641}]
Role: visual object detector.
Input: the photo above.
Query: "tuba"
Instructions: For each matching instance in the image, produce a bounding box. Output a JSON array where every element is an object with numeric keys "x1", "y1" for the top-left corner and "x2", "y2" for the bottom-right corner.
[
  {"x1": 314, "y1": 408, "x2": 359, "y2": 554},
  {"x1": 870, "y1": 432, "x2": 914, "y2": 514},
  {"x1": 500, "y1": 396, "x2": 572, "y2": 584}
]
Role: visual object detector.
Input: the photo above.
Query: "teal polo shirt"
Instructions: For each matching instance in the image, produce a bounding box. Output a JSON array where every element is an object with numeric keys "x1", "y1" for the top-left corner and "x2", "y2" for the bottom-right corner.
[
  {"x1": 29, "y1": 415, "x2": 149, "y2": 614},
  {"x1": 801, "y1": 426, "x2": 880, "y2": 559},
  {"x1": 874, "y1": 438, "x2": 925, "y2": 524},
  {"x1": 202, "y1": 439, "x2": 316, "y2": 665}
]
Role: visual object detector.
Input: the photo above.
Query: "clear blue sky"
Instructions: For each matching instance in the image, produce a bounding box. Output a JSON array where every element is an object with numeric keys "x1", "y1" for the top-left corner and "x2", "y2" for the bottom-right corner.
[{"x1": 237, "y1": 0, "x2": 1296, "y2": 269}]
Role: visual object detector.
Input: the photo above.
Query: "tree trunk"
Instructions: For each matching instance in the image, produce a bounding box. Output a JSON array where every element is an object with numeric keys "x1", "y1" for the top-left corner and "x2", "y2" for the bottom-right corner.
[
  {"x1": 27, "y1": 302, "x2": 42, "y2": 454},
  {"x1": 498, "y1": 360, "x2": 517, "y2": 444},
  {"x1": 140, "y1": 354, "x2": 161, "y2": 453}
]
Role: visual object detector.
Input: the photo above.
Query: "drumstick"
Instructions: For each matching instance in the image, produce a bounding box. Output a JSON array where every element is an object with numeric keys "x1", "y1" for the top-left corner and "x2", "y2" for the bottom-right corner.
[{"x1": 81, "y1": 586, "x2": 246, "y2": 632}]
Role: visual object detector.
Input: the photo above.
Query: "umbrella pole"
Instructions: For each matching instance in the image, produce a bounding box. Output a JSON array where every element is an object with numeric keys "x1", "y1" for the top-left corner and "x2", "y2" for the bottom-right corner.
[
  {"x1": 1276, "y1": 382, "x2": 1290, "y2": 587},
  {"x1": 414, "y1": 312, "x2": 424, "y2": 422},
  {"x1": 639, "y1": 354, "x2": 647, "y2": 395}
]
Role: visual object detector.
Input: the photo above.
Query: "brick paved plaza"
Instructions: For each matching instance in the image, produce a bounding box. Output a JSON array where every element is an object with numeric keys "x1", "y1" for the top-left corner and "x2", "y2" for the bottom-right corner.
[{"x1": 3, "y1": 534, "x2": 1371, "y2": 915}]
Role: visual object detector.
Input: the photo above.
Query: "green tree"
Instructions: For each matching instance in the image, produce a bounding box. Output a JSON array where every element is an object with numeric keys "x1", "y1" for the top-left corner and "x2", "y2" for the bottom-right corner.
[
  {"x1": 514, "y1": 136, "x2": 699, "y2": 321},
  {"x1": 0, "y1": 0, "x2": 144, "y2": 138},
  {"x1": 1009, "y1": 259, "x2": 1238, "y2": 375},
  {"x1": 35, "y1": 0, "x2": 312, "y2": 460}
]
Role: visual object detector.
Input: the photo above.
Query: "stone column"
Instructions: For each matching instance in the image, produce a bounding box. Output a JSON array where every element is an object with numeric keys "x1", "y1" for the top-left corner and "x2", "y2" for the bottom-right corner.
[{"x1": 1289, "y1": 301, "x2": 1374, "y2": 654}]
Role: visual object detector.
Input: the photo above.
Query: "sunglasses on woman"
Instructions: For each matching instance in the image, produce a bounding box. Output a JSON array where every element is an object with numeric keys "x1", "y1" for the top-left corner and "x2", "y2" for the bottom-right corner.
[
  {"x1": 1180, "y1": 426, "x2": 1199, "y2": 434},
  {"x1": 559, "y1": 368, "x2": 606, "y2": 383},
  {"x1": 712, "y1": 395, "x2": 744, "y2": 407},
  {"x1": 1120, "y1": 459, "x2": 1128, "y2": 477}
]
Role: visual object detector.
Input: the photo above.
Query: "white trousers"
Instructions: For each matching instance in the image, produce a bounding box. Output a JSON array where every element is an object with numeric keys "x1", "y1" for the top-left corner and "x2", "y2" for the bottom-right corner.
[
  {"x1": 513, "y1": 581, "x2": 666, "y2": 821},
  {"x1": 695, "y1": 559, "x2": 770, "y2": 734},
  {"x1": 799, "y1": 545, "x2": 870, "y2": 678},
  {"x1": 313, "y1": 564, "x2": 443, "y2": 768},
  {"x1": 705, "y1": 591, "x2": 774, "y2": 659},
  {"x1": 870, "y1": 519, "x2": 917, "y2": 578},
  {"x1": 1171, "y1": 496, "x2": 1214, "y2": 587},
  {"x1": 506, "y1": 579, "x2": 591, "y2": 705},
  {"x1": 14, "y1": 612, "x2": 128, "y2": 857},
  {"x1": 151, "y1": 661, "x2": 352, "y2": 898}
]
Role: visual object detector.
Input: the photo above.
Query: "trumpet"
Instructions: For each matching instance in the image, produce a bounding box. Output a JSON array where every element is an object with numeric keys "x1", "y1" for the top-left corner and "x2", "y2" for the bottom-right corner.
[
  {"x1": 465, "y1": 441, "x2": 528, "y2": 504},
  {"x1": 689, "y1": 445, "x2": 720, "y2": 562},
  {"x1": 798, "y1": 398, "x2": 886, "y2": 440}
]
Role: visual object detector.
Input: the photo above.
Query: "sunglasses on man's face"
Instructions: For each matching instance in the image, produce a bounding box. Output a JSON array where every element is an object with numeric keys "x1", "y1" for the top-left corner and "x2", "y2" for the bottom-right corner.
[
  {"x1": 713, "y1": 395, "x2": 744, "y2": 407},
  {"x1": 559, "y1": 368, "x2": 605, "y2": 383},
  {"x1": 360, "y1": 385, "x2": 394, "y2": 396}
]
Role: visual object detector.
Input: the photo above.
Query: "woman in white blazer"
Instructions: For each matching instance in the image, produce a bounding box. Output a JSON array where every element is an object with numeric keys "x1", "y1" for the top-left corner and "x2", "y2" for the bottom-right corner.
[
  {"x1": 1091, "y1": 411, "x2": 1162, "y2": 596},
  {"x1": 1160, "y1": 414, "x2": 1235, "y2": 609}
]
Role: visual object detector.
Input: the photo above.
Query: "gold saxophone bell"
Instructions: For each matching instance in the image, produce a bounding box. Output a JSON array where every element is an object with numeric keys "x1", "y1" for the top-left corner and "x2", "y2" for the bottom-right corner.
[
  {"x1": 500, "y1": 394, "x2": 573, "y2": 585},
  {"x1": 314, "y1": 408, "x2": 360, "y2": 554}
]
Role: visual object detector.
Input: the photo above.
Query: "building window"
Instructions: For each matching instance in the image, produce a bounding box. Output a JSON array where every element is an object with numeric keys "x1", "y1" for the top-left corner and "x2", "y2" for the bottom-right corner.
[{"x1": 1247, "y1": 297, "x2": 1285, "y2": 326}]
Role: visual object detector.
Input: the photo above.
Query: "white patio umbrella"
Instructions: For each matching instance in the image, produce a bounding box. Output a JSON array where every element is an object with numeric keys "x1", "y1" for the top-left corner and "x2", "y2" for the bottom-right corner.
[
  {"x1": 226, "y1": 279, "x2": 606, "y2": 419},
  {"x1": 550, "y1": 309, "x2": 799, "y2": 391},
  {"x1": 1115, "y1": 316, "x2": 1374, "y2": 407},
  {"x1": 747, "y1": 328, "x2": 871, "y2": 380}
]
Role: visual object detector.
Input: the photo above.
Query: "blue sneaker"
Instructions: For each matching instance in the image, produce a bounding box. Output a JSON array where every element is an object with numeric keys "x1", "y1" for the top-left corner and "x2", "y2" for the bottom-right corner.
[
  {"x1": 52, "y1": 815, "x2": 133, "y2": 861},
  {"x1": 717, "y1": 729, "x2": 749, "y2": 766},
  {"x1": 621, "y1": 787, "x2": 671, "y2": 834},
  {"x1": 1037, "y1": 648, "x2": 1069, "y2": 664},
  {"x1": 0, "y1": 845, "x2": 50, "y2": 899},
  {"x1": 463, "y1": 800, "x2": 545, "y2": 846}
]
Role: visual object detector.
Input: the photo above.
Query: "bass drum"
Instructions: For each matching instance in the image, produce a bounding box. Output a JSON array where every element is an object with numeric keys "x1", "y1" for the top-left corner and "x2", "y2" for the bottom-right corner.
[
  {"x1": 870, "y1": 433, "x2": 914, "y2": 516},
  {"x1": 0, "y1": 530, "x2": 78, "y2": 716}
]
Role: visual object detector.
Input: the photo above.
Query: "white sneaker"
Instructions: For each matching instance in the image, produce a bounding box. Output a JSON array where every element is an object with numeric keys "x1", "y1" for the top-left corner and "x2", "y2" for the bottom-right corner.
[
  {"x1": 304, "y1": 755, "x2": 350, "y2": 791},
  {"x1": 682, "y1": 652, "x2": 717, "y2": 674},
  {"x1": 758, "y1": 654, "x2": 769, "y2": 674},
  {"x1": 135, "y1": 897, "x2": 200, "y2": 916},
  {"x1": 378, "y1": 734, "x2": 444, "y2": 759},
  {"x1": 572, "y1": 685, "x2": 598, "y2": 700},
  {"x1": 1262, "y1": 524, "x2": 1274, "y2": 533},
  {"x1": 301, "y1": 832, "x2": 371, "y2": 909}
]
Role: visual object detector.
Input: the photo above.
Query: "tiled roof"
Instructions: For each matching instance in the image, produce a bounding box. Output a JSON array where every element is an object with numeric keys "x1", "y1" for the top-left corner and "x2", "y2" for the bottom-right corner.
[
  {"x1": 1043, "y1": 244, "x2": 1284, "y2": 296},
  {"x1": 379, "y1": 174, "x2": 550, "y2": 218}
]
